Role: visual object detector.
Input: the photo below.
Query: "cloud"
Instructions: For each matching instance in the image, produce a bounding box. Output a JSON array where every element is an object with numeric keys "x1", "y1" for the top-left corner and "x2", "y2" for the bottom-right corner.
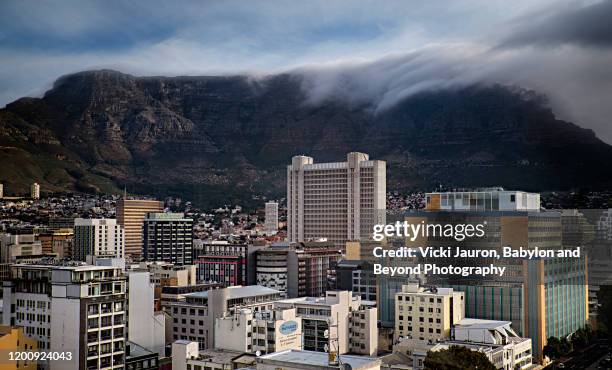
[{"x1": 0, "y1": 0, "x2": 611, "y2": 143}]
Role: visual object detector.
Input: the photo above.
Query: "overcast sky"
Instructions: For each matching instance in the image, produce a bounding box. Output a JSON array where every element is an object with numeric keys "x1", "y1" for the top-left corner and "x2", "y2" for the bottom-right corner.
[{"x1": 1, "y1": 0, "x2": 611, "y2": 142}]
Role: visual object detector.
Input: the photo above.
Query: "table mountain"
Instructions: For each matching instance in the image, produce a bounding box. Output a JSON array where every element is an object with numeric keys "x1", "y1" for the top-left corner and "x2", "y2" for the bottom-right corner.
[{"x1": 1, "y1": 69, "x2": 611, "y2": 206}]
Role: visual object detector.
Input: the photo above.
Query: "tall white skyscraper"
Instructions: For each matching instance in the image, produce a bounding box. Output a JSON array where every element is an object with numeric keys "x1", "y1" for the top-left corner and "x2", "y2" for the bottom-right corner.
[
  {"x1": 74, "y1": 218, "x2": 125, "y2": 261},
  {"x1": 0, "y1": 183, "x2": 3, "y2": 198},
  {"x1": 265, "y1": 201, "x2": 279, "y2": 235},
  {"x1": 287, "y1": 152, "x2": 386, "y2": 247},
  {"x1": 31, "y1": 182, "x2": 40, "y2": 199}
]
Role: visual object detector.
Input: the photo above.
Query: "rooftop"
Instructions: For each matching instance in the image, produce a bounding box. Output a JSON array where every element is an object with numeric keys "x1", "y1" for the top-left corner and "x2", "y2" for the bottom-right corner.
[
  {"x1": 185, "y1": 285, "x2": 280, "y2": 300},
  {"x1": 258, "y1": 349, "x2": 381, "y2": 370}
]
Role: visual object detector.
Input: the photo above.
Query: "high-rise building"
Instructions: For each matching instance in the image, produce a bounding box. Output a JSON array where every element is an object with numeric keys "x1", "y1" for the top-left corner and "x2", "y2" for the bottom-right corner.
[
  {"x1": 73, "y1": 218, "x2": 124, "y2": 261},
  {"x1": 265, "y1": 201, "x2": 279, "y2": 235},
  {"x1": 116, "y1": 199, "x2": 164, "y2": 260},
  {"x1": 256, "y1": 241, "x2": 342, "y2": 298},
  {"x1": 30, "y1": 182, "x2": 40, "y2": 199},
  {"x1": 394, "y1": 284, "x2": 464, "y2": 342},
  {"x1": 143, "y1": 213, "x2": 194, "y2": 265},
  {"x1": 0, "y1": 232, "x2": 43, "y2": 263},
  {"x1": 392, "y1": 188, "x2": 589, "y2": 363},
  {"x1": 2, "y1": 262, "x2": 127, "y2": 370},
  {"x1": 287, "y1": 152, "x2": 386, "y2": 247},
  {"x1": 0, "y1": 183, "x2": 3, "y2": 199}
]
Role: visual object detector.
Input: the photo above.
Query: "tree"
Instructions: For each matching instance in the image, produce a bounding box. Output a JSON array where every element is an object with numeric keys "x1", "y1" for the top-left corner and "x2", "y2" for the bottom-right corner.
[
  {"x1": 543, "y1": 336, "x2": 573, "y2": 360},
  {"x1": 424, "y1": 345, "x2": 496, "y2": 370}
]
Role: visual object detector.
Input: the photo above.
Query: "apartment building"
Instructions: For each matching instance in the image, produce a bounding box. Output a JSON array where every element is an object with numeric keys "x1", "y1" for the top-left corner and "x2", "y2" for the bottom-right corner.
[
  {"x1": 142, "y1": 213, "x2": 194, "y2": 265},
  {"x1": 265, "y1": 201, "x2": 279, "y2": 235},
  {"x1": 0, "y1": 232, "x2": 43, "y2": 263},
  {"x1": 287, "y1": 152, "x2": 386, "y2": 247},
  {"x1": 214, "y1": 306, "x2": 302, "y2": 355},
  {"x1": 276, "y1": 290, "x2": 378, "y2": 356},
  {"x1": 256, "y1": 241, "x2": 341, "y2": 298},
  {"x1": 116, "y1": 198, "x2": 164, "y2": 260},
  {"x1": 168, "y1": 285, "x2": 281, "y2": 349},
  {"x1": 73, "y1": 218, "x2": 125, "y2": 261},
  {"x1": 335, "y1": 260, "x2": 377, "y2": 301},
  {"x1": 2, "y1": 262, "x2": 127, "y2": 370},
  {"x1": 31, "y1": 183, "x2": 40, "y2": 199},
  {"x1": 394, "y1": 284, "x2": 464, "y2": 342},
  {"x1": 424, "y1": 188, "x2": 540, "y2": 211}
]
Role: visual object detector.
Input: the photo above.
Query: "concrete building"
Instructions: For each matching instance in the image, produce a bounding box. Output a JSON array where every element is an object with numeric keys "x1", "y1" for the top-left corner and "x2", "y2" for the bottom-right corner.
[
  {"x1": 116, "y1": 198, "x2": 164, "y2": 260},
  {"x1": 256, "y1": 241, "x2": 341, "y2": 298},
  {"x1": 135, "y1": 261, "x2": 197, "y2": 286},
  {"x1": 172, "y1": 341, "x2": 256, "y2": 370},
  {"x1": 256, "y1": 349, "x2": 382, "y2": 370},
  {"x1": 30, "y1": 182, "x2": 40, "y2": 199},
  {"x1": 215, "y1": 306, "x2": 302, "y2": 355},
  {"x1": 142, "y1": 212, "x2": 194, "y2": 265},
  {"x1": 168, "y1": 285, "x2": 282, "y2": 349},
  {"x1": 0, "y1": 326, "x2": 38, "y2": 370},
  {"x1": 265, "y1": 201, "x2": 279, "y2": 235},
  {"x1": 276, "y1": 291, "x2": 378, "y2": 356},
  {"x1": 394, "y1": 284, "x2": 464, "y2": 342},
  {"x1": 335, "y1": 260, "x2": 377, "y2": 302},
  {"x1": 0, "y1": 232, "x2": 43, "y2": 263},
  {"x1": 125, "y1": 341, "x2": 159, "y2": 370},
  {"x1": 73, "y1": 218, "x2": 124, "y2": 261},
  {"x1": 0, "y1": 183, "x2": 3, "y2": 199},
  {"x1": 287, "y1": 152, "x2": 386, "y2": 247},
  {"x1": 2, "y1": 262, "x2": 127, "y2": 370},
  {"x1": 37, "y1": 228, "x2": 73, "y2": 257},
  {"x1": 126, "y1": 271, "x2": 166, "y2": 356},
  {"x1": 195, "y1": 242, "x2": 265, "y2": 286}
]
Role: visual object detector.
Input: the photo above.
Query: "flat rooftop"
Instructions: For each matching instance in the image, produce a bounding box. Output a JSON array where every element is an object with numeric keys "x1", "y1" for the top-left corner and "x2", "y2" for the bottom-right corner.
[
  {"x1": 185, "y1": 285, "x2": 280, "y2": 300},
  {"x1": 259, "y1": 349, "x2": 380, "y2": 370}
]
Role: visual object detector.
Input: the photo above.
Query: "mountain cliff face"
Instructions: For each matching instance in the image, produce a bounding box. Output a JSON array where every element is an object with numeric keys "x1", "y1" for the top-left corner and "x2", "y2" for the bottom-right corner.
[{"x1": 1, "y1": 70, "x2": 611, "y2": 205}]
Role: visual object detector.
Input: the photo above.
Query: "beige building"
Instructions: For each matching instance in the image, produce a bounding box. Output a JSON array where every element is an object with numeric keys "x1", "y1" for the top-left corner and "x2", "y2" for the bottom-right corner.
[
  {"x1": 0, "y1": 183, "x2": 3, "y2": 199},
  {"x1": 394, "y1": 284, "x2": 464, "y2": 342},
  {"x1": 116, "y1": 198, "x2": 164, "y2": 259},
  {"x1": 73, "y1": 218, "x2": 124, "y2": 261},
  {"x1": 136, "y1": 261, "x2": 197, "y2": 286},
  {"x1": 287, "y1": 152, "x2": 386, "y2": 247},
  {"x1": 30, "y1": 182, "x2": 40, "y2": 199},
  {"x1": 265, "y1": 201, "x2": 279, "y2": 235}
]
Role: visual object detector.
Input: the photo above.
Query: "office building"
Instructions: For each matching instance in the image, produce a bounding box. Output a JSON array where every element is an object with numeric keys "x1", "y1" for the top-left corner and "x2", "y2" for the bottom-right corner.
[
  {"x1": 265, "y1": 201, "x2": 279, "y2": 235},
  {"x1": 215, "y1": 306, "x2": 302, "y2": 354},
  {"x1": 37, "y1": 229, "x2": 73, "y2": 257},
  {"x1": 424, "y1": 188, "x2": 540, "y2": 211},
  {"x1": 399, "y1": 188, "x2": 589, "y2": 363},
  {"x1": 0, "y1": 326, "x2": 37, "y2": 370},
  {"x1": 195, "y1": 242, "x2": 265, "y2": 286},
  {"x1": 168, "y1": 285, "x2": 282, "y2": 349},
  {"x1": 30, "y1": 182, "x2": 40, "y2": 199},
  {"x1": 287, "y1": 152, "x2": 386, "y2": 247},
  {"x1": 276, "y1": 291, "x2": 378, "y2": 356},
  {"x1": 125, "y1": 341, "x2": 159, "y2": 370},
  {"x1": 172, "y1": 341, "x2": 256, "y2": 370},
  {"x1": 335, "y1": 260, "x2": 377, "y2": 301},
  {"x1": 73, "y1": 218, "x2": 124, "y2": 261},
  {"x1": 394, "y1": 284, "x2": 464, "y2": 342},
  {"x1": 116, "y1": 198, "x2": 164, "y2": 260},
  {"x1": 2, "y1": 262, "x2": 127, "y2": 370},
  {"x1": 142, "y1": 212, "x2": 194, "y2": 265},
  {"x1": 256, "y1": 241, "x2": 341, "y2": 298}
]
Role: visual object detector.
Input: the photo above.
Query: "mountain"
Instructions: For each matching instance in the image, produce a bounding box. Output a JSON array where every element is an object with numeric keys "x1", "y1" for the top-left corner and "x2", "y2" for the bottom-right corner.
[{"x1": 1, "y1": 69, "x2": 611, "y2": 206}]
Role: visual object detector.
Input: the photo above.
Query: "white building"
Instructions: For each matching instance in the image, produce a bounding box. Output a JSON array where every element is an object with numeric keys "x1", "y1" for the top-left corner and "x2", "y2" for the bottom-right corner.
[
  {"x1": 394, "y1": 284, "x2": 465, "y2": 342},
  {"x1": 215, "y1": 306, "x2": 302, "y2": 355},
  {"x1": 276, "y1": 291, "x2": 378, "y2": 356},
  {"x1": 31, "y1": 182, "x2": 40, "y2": 199},
  {"x1": 265, "y1": 201, "x2": 279, "y2": 235},
  {"x1": 168, "y1": 285, "x2": 282, "y2": 350},
  {"x1": 126, "y1": 271, "x2": 166, "y2": 356},
  {"x1": 73, "y1": 218, "x2": 125, "y2": 261},
  {"x1": 287, "y1": 152, "x2": 386, "y2": 247},
  {"x1": 425, "y1": 188, "x2": 540, "y2": 211},
  {"x1": 2, "y1": 262, "x2": 127, "y2": 370},
  {"x1": 0, "y1": 183, "x2": 3, "y2": 198},
  {"x1": 256, "y1": 349, "x2": 381, "y2": 370}
]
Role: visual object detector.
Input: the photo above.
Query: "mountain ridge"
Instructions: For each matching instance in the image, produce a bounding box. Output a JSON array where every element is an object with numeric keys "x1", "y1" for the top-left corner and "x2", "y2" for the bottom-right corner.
[{"x1": 1, "y1": 69, "x2": 610, "y2": 206}]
